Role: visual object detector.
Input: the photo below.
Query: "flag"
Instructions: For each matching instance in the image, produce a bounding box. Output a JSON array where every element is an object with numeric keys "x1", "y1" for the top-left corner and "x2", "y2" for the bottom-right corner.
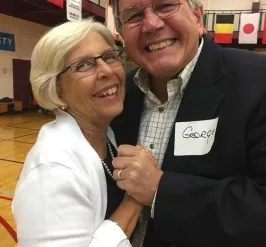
[
  {"x1": 203, "y1": 13, "x2": 207, "y2": 29},
  {"x1": 47, "y1": 0, "x2": 64, "y2": 8},
  {"x1": 214, "y1": 14, "x2": 234, "y2": 43},
  {"x1": 238, "y1": 13, "x2": 260, "y2": 44},
  {"x1": 262, "y1": 14, "x2": 266, "y2": 44}
]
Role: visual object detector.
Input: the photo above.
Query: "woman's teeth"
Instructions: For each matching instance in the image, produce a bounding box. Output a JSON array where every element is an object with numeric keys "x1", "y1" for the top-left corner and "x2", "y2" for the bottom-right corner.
[{"x1": 95, "y1": 86, "x2": 118, "y2": 98}]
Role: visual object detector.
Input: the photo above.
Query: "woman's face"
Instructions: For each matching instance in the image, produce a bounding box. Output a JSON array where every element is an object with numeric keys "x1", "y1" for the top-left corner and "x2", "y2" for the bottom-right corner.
[{"x1": 58, "y1": 31, "x2": 125, "y2": 128}]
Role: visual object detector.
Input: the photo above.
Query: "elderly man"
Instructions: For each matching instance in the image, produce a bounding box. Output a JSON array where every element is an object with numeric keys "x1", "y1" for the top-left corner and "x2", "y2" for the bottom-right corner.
[{"x1": 107, "y1": 0, "x2": 266, "y2": 246}]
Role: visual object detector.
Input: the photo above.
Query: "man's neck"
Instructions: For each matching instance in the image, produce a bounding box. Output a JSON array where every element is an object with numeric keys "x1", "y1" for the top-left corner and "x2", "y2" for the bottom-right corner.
[
  {"x1": 149, "y1": 69, "x2": 183, "y2": 103},
  {"x1": 149, "y1": 76, "x2": 171, "y2": 103}
]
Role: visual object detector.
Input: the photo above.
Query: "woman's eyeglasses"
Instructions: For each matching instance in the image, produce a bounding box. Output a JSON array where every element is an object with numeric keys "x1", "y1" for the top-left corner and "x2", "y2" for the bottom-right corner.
[{"x1": 57, "y1": 49, "x2": 123, "y2": 79}]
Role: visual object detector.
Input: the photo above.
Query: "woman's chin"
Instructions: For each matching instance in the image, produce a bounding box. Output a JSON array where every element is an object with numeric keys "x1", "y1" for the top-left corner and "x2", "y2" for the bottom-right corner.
[{"x1": 101, "y1": 104, "x2": 123, "y2": 122}]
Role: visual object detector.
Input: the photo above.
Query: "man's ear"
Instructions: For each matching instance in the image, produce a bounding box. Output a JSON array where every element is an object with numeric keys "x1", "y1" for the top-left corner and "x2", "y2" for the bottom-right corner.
[
  {"x1": 194, "y1": 6, "x2": 204, "y2": 35},
  {"x1": 194, "y1": 6, "x2": 203, "y2": 24}
]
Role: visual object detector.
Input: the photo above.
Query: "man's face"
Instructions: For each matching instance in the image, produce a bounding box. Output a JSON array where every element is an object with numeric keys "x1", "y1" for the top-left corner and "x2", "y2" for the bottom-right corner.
[{"x1": 118, "y1": 0, "x2": 204, "y2": 78}]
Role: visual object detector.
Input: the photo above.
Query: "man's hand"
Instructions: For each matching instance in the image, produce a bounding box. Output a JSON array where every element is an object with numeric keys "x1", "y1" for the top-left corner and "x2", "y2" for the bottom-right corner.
[{"x1": 112, "y1": 145, "x2": 163, "y2": 206}]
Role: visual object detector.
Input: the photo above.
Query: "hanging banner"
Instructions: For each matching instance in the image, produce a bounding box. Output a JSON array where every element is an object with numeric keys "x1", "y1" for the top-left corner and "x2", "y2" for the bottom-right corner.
[
  {"x1": 47, "y1": 0, "x2": 64, "y2": 8},
  {"x1": 238, "y1": 13, "x2": 260, "y2": 44},
  {"x1": 214, "y1": 14, "x2": 234, "y2": 44},
  {"x1": 0, "y1": 33, "x2": 15, "y2": 52},
  {"x1": 106, "y1": 4, "x2": 123, "y2": 40},
  {"x1": 262, "y1": 14, "x2": 266, "y2": 44},
  {"x1": 67, "y1": 0, "x2": 82, "y2": 21},
  {"x1": 203, "y1": 13, "x2": 207, "y2": 29}
]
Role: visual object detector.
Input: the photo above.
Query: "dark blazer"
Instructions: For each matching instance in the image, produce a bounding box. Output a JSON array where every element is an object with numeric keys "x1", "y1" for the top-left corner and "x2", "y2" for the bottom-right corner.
[{"x1": 109, "y1": 36, "x2": 266, "y2": 247}]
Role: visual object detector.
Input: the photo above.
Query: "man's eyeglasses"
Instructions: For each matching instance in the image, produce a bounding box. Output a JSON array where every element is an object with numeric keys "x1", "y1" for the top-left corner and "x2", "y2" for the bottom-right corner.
[
  {"x1": 118, "y1": 1, "x2": 181, "y2": 28},
  {"x1": 57, "y1": 49, "x2": 123, "y2": 79}
]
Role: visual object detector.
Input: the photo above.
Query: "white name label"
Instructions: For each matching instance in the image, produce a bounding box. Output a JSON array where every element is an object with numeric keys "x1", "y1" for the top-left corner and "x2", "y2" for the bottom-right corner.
[{"x1": 174, "y1": 118, "x2": 219, "y2": 156}]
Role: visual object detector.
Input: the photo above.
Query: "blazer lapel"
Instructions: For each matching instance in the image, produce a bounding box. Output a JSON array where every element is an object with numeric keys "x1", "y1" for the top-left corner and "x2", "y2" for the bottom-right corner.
[
  {"x1": 111, "y1": 68, "x2": 144, "y2": 146},
  {"x1": 162, "y1": 37, "x2": 226, "y2": 173},
  {"x1": 107, "y1": 70, "x2": 143, "y2": 221}
]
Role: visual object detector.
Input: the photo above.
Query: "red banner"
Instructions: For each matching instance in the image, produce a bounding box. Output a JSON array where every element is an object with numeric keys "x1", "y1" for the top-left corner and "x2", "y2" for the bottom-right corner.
[
  {"x1": 262, "y1": 13, "x2": 266, "y2": 44},
  {"x1": 47, "y1": 0, "x2": 64, "y2": 8}
]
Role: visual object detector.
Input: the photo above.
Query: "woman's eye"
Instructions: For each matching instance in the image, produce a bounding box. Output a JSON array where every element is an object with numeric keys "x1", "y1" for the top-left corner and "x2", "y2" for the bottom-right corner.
[
  {"x1": 103, "y1": 52, "x2": 120, "y2": 63},
  {"x1": 75, "y1": 60, "x2": 94, "y2": 72}
]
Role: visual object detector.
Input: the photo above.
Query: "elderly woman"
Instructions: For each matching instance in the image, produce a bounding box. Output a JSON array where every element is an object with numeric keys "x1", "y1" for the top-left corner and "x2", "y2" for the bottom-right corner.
[{"x1": 12, "y1": 18, "x2": 144, "y2": 247}]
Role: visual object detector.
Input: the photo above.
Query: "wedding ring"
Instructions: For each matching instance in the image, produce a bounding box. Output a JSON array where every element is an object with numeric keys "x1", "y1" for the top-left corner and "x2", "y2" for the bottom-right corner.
[{"x1": 117, "y1": 169, "x2": 123, "y2": 180}]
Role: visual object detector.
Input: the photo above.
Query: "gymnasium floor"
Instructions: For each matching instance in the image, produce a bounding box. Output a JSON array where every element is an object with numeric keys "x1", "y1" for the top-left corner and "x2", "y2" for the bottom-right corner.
[{"x1": 0, "y1": 111, "x2": 54, "y2": 247}]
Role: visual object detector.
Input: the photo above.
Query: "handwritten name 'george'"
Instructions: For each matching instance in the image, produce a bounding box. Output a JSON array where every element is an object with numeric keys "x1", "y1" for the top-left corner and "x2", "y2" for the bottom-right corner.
[{"x1": 182, "y1": 126, "x2": 216, "y2": 144}]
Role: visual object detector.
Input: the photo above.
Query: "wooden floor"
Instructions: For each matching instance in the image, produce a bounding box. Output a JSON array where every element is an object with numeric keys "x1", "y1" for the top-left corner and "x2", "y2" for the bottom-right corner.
[{"x1": 0, "y1": 111, "x2": 54, "y2": 247}]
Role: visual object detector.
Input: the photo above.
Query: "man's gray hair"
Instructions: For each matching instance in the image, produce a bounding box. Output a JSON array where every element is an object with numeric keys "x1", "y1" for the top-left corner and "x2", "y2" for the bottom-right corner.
[{"x1": 112, "y1": 0, "x2": 203, "y2": 34}]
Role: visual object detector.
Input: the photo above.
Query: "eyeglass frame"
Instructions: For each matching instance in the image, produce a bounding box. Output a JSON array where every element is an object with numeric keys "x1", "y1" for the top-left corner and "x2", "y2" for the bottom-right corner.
[
  {"x1": 57, "y1": 49, "x2": 123, "y2": 79},
  {"x1": 117, "y1": 1, "x2": 181, "y2": 28}
]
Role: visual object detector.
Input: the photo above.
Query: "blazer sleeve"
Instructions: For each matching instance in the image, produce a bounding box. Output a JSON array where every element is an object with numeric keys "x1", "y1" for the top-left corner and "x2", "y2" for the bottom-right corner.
[
  {"x1": 153, "y1": 95, "x2": 266, "y2": 246},
  {"x1": 12, "y1": 162, "x2": 131, "y2": 247}
]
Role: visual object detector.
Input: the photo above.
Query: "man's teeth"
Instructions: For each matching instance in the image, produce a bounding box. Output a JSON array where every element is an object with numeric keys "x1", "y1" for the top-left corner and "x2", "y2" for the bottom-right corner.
[
  {"x1": 148, "y1": 39, "x2": 175, "y2": 52},
  {"x1": 96, "y1": 86, "x2": 118, "y2": 97}
]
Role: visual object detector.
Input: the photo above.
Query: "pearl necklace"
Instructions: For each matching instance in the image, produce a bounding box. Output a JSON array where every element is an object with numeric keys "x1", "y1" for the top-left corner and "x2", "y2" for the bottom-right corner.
[{"x1": 101, "y1": 140, "x2": 115, "y2": 181}]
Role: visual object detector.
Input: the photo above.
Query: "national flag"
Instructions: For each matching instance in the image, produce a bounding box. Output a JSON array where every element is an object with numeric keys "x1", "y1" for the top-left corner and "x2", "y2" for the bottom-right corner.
[
  {"x1": 262, "y1": 14, "x2": 266, "y2": 44},
  {"x1": 47, "y1": 0, "x2": 64, "y2": 8},
  {"x1": 238, "y1": 13, "x2": 260, "y2": 44},
  {"x1": 214, "y1": 14, "x2": 234, "y2": 43},
  {"x1": 203, "y1": 13, "x2": 207, "y2": 29}
]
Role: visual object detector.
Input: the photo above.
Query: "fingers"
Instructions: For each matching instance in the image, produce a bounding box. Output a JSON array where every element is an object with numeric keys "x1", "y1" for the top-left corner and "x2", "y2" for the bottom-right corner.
[
  {"x1": 113, "y1": 161, "x2": 140, "y2": 181},
  {"x1": 112, "y1": 145, "x2": 161, "y2": 206},
  {"x1": 136, "y1": 145, "x2": 149, "y2": 152},
  {"x1": 117, "y1": 144, "x2": 152, "y2": 156},
  {"x1": 117, "y1": 145, "x2": 140, "y2": 157},
  {"x1": 112, "y1": 157, "x2": 136, "y2": 169},
  {"x1": 118, "y1": 145, "x2": 155, "y2": 160},
  {"x1": 116, "y1": 180, "x2": 126, "y2": 191},
  {"x1": 114, "y1": 145, "x2": 158, "y2": 169},
  {"x1": 136, "y1": 145, "x2": 157, "y2": 167}
]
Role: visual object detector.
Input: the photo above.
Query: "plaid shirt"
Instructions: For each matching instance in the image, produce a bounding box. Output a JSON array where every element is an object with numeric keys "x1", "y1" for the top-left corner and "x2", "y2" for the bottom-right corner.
[{"x1": 132, "y1": 38, "x2": 204, "y2": 247}]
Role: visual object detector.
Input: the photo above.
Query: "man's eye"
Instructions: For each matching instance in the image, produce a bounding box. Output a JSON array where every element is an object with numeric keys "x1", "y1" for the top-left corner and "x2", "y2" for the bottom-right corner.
[
  {"x1": 75, "y1": 60, "x2": 94, "y2": 72},
  {"x1": 127, "y1": 12, "x2": 144, "y2": 23},
  {"x1": 155, "y1": 3, "x2": 176, "y2": 13}
]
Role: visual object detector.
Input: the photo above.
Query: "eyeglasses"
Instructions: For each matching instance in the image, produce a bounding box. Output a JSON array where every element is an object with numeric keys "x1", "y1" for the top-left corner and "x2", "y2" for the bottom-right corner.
[
  {"x1": 57, "y1": 49, "x2": 123, "y2": 79},
  {"x1": 118, "y1": 1, "x2": 181, "y2": 28}
]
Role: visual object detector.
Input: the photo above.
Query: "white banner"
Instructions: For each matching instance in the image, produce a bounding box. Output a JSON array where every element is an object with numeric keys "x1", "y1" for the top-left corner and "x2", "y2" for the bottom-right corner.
[
  {"x1": 67, "y1": 0, "x2": 82, "y2": 21},
  {"x1": 239, "y1": 13, "x2": 260, "y2": 44},
  {"x1": 106, "y1": 4, "x2": 122, "y2": 40}
]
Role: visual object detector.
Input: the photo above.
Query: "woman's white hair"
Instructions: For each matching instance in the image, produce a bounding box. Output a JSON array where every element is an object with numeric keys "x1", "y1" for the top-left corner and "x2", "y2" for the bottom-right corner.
[
  {"x1": 30, "y1": 17, "x2": 116, "y2": 110},
  {"x1": 112, "y1": 0, "x2": 203, "y2": 34}
]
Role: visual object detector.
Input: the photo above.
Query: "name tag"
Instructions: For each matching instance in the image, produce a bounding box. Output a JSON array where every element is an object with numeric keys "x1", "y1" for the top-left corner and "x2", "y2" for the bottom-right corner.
[{"x1": 174, "y1": 118, "x2": 218, "y2": 156}]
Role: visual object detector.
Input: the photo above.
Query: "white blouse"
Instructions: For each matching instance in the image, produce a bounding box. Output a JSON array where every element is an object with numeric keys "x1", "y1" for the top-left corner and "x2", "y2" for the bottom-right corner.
[{"x1": 12, "y1": 110, "x2": 131, "y2": 247}]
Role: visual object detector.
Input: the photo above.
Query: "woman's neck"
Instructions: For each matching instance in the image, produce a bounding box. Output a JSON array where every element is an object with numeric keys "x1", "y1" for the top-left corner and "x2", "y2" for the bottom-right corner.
[{"x1": 67, "y1": 109, "x2": 108, "y2": 159}]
